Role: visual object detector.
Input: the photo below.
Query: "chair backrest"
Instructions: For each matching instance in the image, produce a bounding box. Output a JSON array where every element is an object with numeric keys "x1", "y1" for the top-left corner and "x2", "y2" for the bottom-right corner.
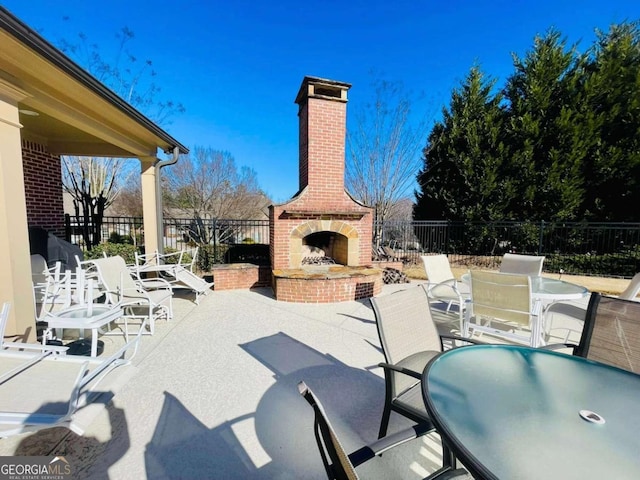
[
  {"x1": 30, "y1": 254, "x2": 49, "y2": 286},
  {"x1": 618, "y1": 273, "x2": 640, "y2": 301},
  {"x1": 89, "y1": 256, "x2": 138, "y2": 303},
  {"x1": 421, "y1": 255, "x2": 455, "y2": 284},
  {"x1": 499, "y1": 253, "x2": 545, "y2": 276},
  {"x1": 576, "y1": 293, "x2": 640, "y2": 373},
  {"x1": 179, "y1": 247, "x2": 199, "y2": 272},
  {"x1": 0, "y1": 302, "x2": 9, "y2": 341},
  {"x1": 370, "y1": 285, "x2": 442, "y2": 367},
  {"x1": 469, "y1": 271, "x2": 532, "y2": 326},
  {"x1": 298, "y1": 381, "x2": 358, "y2": 480}
]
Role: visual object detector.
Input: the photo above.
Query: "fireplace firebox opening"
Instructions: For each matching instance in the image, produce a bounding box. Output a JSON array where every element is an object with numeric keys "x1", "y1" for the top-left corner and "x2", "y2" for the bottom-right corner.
[{"x1": 302, "y1": 231, "x2": 348, "y2": 265}]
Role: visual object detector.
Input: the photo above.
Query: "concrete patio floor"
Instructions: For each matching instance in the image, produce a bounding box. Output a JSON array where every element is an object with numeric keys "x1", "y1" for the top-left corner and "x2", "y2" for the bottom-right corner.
[{"x1": 0, "y1": 282, "x2": 586, "y2": 479}]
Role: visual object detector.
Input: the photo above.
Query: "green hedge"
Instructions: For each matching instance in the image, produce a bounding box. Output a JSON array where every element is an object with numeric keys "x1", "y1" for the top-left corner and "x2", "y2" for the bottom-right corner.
[
  {"x1": 545, "y1": 250, "x2": 640, "y2": 277},
  {"x1": 84, "y1": 243, "x2": 139, "y2": 264}
]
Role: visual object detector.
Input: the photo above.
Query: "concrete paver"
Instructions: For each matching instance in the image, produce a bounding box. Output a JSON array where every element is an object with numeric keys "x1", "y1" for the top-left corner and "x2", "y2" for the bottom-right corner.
[{"x1": 0, "y1": 281, "x2": 590, "y2": 479}]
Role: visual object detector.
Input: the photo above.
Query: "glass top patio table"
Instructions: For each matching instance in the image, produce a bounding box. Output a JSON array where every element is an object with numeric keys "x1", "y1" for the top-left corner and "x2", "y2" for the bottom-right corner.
[
  {"x1": 461, "y1": 273, "x2": 588, "y2": 301},
  {"x1": 422, "y1": 345, "x2": 640, "y2": 480}
]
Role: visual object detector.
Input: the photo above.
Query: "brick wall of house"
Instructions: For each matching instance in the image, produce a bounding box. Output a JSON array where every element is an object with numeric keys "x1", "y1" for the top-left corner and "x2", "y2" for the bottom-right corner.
[{"x1": 21, "y1": 140, "x2": 65, "y2": 237}]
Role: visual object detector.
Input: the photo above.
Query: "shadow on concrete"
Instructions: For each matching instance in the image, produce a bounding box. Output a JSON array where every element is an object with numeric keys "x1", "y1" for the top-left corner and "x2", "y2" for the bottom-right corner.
[
  {"x1": 12, "y1": 397, "x2": 129, "y2": 480},
  {"x1": 143, "y1": 332, "x2": 438, "y2": 479}
]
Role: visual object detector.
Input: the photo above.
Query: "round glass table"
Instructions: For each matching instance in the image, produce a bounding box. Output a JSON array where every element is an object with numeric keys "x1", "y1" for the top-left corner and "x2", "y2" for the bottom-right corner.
[
  {"x1": 422, "y1": 345, "x2": 640, "y2": 479},
  {"x1": 460, "y1": 273, "x2": 588, "y2": 302}
]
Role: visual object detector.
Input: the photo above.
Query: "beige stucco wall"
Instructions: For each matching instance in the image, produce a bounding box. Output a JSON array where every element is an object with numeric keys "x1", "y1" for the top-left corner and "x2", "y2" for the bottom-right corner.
[{"x1": 0, "y1": 81, "x2": 36, "y2": 340}]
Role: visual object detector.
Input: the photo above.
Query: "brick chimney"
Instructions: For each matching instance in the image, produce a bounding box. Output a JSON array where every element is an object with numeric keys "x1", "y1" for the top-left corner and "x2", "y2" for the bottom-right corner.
[{"x1": 295, "y1": 76, "x2": 351, "y2": 196}]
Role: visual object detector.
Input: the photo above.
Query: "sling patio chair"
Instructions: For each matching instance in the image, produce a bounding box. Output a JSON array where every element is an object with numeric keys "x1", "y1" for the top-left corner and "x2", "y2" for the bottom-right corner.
[
  {"x1": 39, "y1": 268, "x2": 125, "y2": 357},
  {"x1": 298, "y1": 381, "x2": 471, "y2": 480},
  {"x1": 421, "y1": 255, "x2": 469, "y2": 334},
  {"x1": 84, "y1": 255, "x2": 173, "y2": 336},
  {"x1": 499, "y1": 253, "x2": 545, "y2": 276},
  {"x1": 370, "y1": 285, "x2": 481, "y2": 440},
  {"x1": 0, "y1": 302, "x2": 145, "y2": 438},
  {"x1": 618, "y1": 272, "x2": 640, "y2": 301},
  {"x1": 546, "y1": 292, "x2": 640, "y2": 374},
  {"x1": 463, "y1": 270, "x2": 544, "y2": 347},
  {"x1": 133, "y1": 247, "x2": 213, "y2": 304},
  {"x1": 0, "y1": 302, "x2": 66, "y2": 354}
]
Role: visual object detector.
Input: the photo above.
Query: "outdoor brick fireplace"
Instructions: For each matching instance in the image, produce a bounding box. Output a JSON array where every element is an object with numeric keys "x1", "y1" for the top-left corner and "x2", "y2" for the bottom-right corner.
[{"x1": 269, "y1": 76, "x2": 382, "y2": 303}]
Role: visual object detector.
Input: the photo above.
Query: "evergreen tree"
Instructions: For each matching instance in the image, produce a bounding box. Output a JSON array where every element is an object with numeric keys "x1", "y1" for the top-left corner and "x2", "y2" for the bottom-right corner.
[
  {"x1": 415, "y1": 67, "x2": 508, "y2": 221},
  {"x1": 580, "y1": 22, "x2": 640, "y2": 221},
  {"x1": 415, "y1": 22, "x2": 640, "y2": 223},
  {"x1": 502, "y1": 30, "x2": 585, "y2": 221}
]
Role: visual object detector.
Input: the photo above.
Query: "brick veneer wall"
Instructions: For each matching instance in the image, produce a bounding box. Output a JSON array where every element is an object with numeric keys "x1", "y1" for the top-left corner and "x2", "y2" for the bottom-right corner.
[
  {"x1": 211, "y1": 263, "x2": 271, "y2": 290},
  {"x1": 273, "y1": 271, "x2": 383, "y2": 303},
  {"x1": 21, "y1": 140, "x2": 65, "y2": 237}
]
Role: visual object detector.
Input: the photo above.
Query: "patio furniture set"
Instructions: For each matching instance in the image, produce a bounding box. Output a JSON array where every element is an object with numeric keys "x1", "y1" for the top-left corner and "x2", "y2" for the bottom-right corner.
[
  {"x1": 0, "y1": 248, "x2": 211, "y2": 438},
  {"x1": 299, "y1": 253, "x2": 640, "y2": 479}
]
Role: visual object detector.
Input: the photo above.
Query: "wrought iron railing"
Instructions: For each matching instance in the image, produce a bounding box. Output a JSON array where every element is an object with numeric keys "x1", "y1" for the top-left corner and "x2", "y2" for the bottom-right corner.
[{"x1": 66, "y1": 216, "x2": 640, "y2": 277}]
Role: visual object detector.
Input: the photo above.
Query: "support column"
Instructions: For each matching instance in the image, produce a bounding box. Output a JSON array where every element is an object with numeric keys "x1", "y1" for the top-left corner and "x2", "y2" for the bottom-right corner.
[
  {"x1": 0, "y1": 81, "x2": 36, "y2": 341},
  {"x1": 140, "y1": 156, "x2": 161, "y2": 258}
]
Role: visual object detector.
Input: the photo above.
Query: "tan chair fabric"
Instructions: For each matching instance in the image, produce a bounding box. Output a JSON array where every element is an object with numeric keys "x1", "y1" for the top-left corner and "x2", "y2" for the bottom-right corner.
[
  {"x1": 370, "y1": 285, "x2": 442, "y2": 438},
  {"x1": 87, "y1": 256, "x2": 172, "y2": 335},
  {"x1": 297, "y1": 381, "x2": 471, "y2": 480},
  {"x1": 499, "y1": 253, "x2": 545, "y2": 276},
  {"x1": 579, "y1": 294, "x2": 640, "y2": 373},
  {"x1": 464, "y1": 271, "x2": 540, "y2": 346}
]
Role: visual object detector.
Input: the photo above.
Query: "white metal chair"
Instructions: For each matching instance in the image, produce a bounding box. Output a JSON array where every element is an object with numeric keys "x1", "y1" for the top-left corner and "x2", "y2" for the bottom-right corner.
[
  {"x1": 619, "y1": 272, "x2": 640, "y2": 301},
  {"x1": 499, "y1": 253, "x2": 545, "y2": 276},
  {"x1": 421, "y1": 255, "x2": 468, "y2": 333},
  {"x1": 0, "y1": 302, "x2": 67, "y2": 354},
  {"x1": 86, "y1": 255, "x2": 173, "y2": 336},
  {"x1": 39, "y1": 268, "x2": 124, "y2": 357},
  {"x1": 133, "y1": 248, "x2": 212, "y2": 304},
  {"x1": 463, "y1": 270, "x2": 544, "y2": 347},
  {"x1": 0, "y1": 302, "x2": 144, "y2": 438}
]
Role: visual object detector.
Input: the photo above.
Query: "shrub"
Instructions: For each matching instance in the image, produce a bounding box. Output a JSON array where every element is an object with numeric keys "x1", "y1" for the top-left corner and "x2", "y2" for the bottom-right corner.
[
  {"x1": 108, "y1": 231, "x2": 134, "y2": 244},
  {"x1": 85, "y1": 242, "x2": 139, "y2": 264}
]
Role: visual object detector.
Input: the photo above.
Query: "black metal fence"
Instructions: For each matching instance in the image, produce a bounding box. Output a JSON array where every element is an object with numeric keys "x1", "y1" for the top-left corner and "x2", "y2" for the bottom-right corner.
[
  {"x1": 67, "y1": 216, "x2": 640, "y2": 277},
  {"x1": 376, "y1": 220, "x2": 640, "y2": 277}
]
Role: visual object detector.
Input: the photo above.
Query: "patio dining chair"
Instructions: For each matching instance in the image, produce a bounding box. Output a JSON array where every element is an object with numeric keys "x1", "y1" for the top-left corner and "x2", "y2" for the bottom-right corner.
[
  {"x1": 499, "y1": 253, "x2": 545, "y2": 276},
  {"x1": 618, "y1": 272, "x2": 640, "y2": 301},
  {"x1": 547, "y1": 292, "x2": 640, "y2": 374},
  {"x1": 85, "y1": 255, "x2": 173, "y2": 336},
  {"x1": 421, "y1": 255, "x2": 469, "y2": 333},
  {"x1": 463, "y1": 270, "x2": 544, "y2": 347},
  {"x1": 370, "y1": 285, "x2": 480, "y2": 440},
  {"x1": 0, "y1": 302, "x2": 145, "y2": 438},
  {"x1": 298, "y1": 381, "x2": 471, "y2": 480},
  {"x1": 0, "y1": 302, "x2": 66, "y2": 354},
  {"x1": 133, "y1": 248, "x2": 213, "y2": 304}
]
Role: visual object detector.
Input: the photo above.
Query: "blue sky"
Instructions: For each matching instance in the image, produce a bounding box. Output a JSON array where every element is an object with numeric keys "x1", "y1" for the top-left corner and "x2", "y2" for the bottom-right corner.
[{"x1": 3, "y1": 1, "x2": 638, "y2": 202}]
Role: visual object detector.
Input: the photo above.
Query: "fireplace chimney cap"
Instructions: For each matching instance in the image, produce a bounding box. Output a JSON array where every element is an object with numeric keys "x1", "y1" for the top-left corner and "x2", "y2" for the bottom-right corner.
[{"x1": 295, "y1": 76, "x2": 351, "y2": 105}]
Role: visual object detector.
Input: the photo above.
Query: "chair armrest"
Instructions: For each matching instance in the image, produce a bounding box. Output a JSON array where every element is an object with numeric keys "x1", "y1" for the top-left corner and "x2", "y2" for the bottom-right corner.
[
  {"x1": 439, "y1": 333, "x2": 484, "y2": 350},
  {"x1": 427, "y1": 279, "x2": 461, "y2": 295},
  {"x1": 136, "y1": 277, "x2": 173, "y2": 291},
  {"x1": 378, "y1": 362, "x2": 422, "y2": 380},
  {"x1": 2, "y1": 341, "x2": 68, "y2": 354},
  {"x1": 349, "y1": 422, "x2": 434, "y2": 467},
  {"x1": 541, "y1": 342, "x2": 578, "y2": 353}
]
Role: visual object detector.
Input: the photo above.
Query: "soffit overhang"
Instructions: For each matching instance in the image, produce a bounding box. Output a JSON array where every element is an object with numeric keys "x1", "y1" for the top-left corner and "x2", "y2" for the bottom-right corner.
[{"x1": 0, "y1": 7, "x2": 188, "y2": 158}]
